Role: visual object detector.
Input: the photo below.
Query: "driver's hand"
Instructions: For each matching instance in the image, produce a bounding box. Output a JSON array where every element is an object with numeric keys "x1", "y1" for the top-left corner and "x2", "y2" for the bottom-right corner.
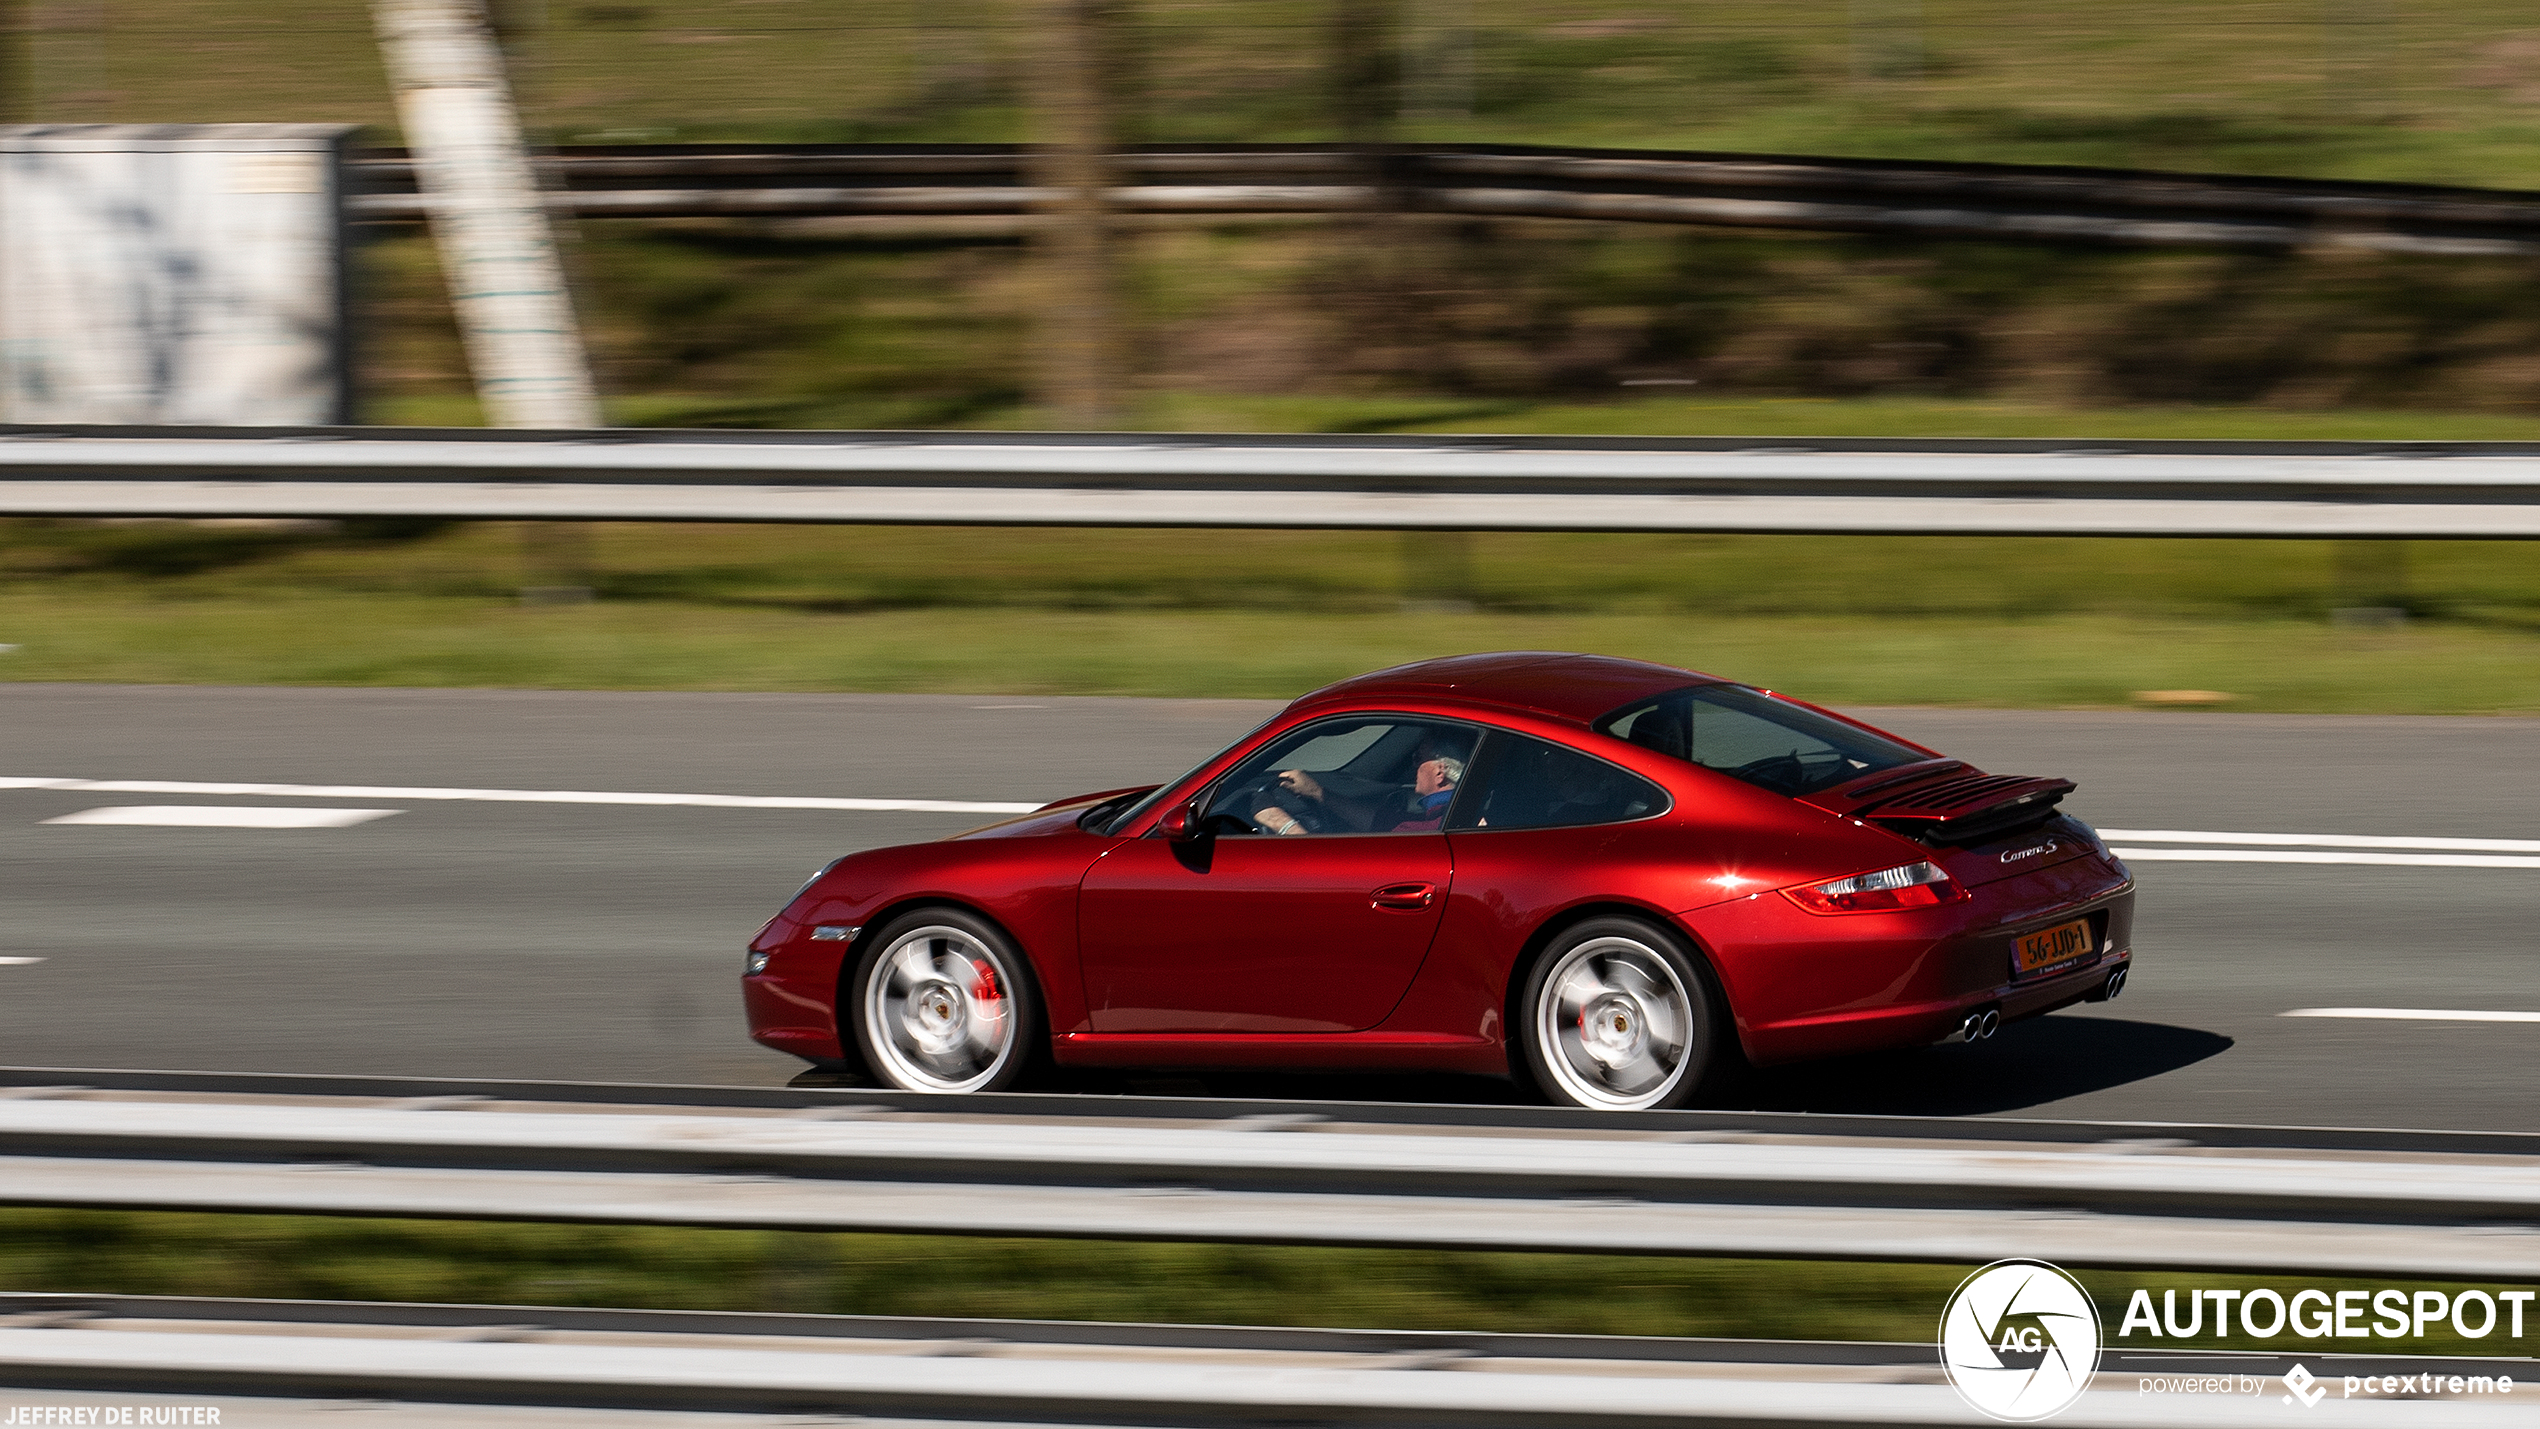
[
  {"x1": 1254, "y1": 806, "x2": 1307, "y2": 835},
  {"x1": 1277, "y1": 769, "x2": 1324, "y2": 801}
]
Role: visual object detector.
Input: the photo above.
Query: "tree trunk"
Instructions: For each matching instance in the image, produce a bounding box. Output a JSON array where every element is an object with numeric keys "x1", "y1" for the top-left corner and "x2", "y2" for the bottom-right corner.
[{"x1": 1032, "y1": 0, "x2": 1129, "y2": 430}]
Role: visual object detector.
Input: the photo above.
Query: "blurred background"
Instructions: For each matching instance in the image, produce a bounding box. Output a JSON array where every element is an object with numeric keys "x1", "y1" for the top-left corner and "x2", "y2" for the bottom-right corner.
[
  {"x1": 6, "y1": 0, "x2": 2540, "y2": 708},
  {"x1": 5, "y1": 4, "x2": 2538, "y2": 1351}
]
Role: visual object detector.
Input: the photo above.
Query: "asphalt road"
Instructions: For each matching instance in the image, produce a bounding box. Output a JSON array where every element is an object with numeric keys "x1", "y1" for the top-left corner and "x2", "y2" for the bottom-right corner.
[{"x1": 3, "y1": 683, "x2": 2537, "y2": 1133}]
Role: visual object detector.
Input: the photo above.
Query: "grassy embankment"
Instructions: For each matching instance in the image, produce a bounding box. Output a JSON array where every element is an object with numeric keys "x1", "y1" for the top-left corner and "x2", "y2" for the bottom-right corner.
[
  {"x1": 75, "y1": 3, "x2": 2540, "y2": 431},
  {"x1": 65, "y1": 1, "x2": 2540, "y2": 184}
]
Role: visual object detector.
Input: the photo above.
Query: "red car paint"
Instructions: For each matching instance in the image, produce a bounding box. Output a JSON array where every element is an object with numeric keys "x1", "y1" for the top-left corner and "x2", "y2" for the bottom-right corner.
[{"x1": 743, "y1": 653, "x2": 2135, "y2": 1081}]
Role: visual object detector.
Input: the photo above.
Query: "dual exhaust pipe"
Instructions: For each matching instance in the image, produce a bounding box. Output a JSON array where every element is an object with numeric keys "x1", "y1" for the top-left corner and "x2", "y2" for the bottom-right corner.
[
  {"x1": 1945, "y1": 967, "x2": 2130, "y2": 1044},
  {"x1": 1948, "y1": 1006, "x2": 2003, "y2": 1044}
]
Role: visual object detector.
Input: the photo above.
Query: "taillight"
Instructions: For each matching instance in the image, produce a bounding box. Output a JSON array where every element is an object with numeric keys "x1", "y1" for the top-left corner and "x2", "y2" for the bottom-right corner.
[{"x1": 1782, "y1": 860, "x2": 1960, "y2": 914}]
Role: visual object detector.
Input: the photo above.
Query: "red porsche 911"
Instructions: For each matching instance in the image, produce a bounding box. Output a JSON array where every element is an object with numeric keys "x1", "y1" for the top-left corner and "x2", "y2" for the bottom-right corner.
[{"x1": 744, "y1": 653, "x2": 2135, "y2": 1110}]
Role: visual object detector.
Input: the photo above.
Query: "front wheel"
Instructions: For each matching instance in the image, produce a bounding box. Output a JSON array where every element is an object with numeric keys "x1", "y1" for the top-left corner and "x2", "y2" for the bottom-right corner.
[
  {"x1": 851, "y1": 909, "x2": 1041, "y2": 1094},
  {"x1": 1518, "y1": 917, "x2": 1721, "y2": 1111}
]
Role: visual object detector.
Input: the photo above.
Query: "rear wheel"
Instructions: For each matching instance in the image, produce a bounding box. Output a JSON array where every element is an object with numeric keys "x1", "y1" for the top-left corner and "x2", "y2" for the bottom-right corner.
[
  {"x1": 1518, "y1": 917, "x2": 1720, "y2": 1111},
  {"x1": 851, "y1": 909, "x2": 1041, "y2": 1094}
]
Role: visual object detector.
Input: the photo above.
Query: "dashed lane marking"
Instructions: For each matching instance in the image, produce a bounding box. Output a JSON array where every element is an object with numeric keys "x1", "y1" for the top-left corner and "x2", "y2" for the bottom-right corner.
[
  {"x1": 2102, "y1": 828, "x2": 2540, "y2": 854},
  {"x1": 2283, "y1": 1007, "x2": 2540, "y2": 1023},
  {"x1": 1, "y1": 777, "x2": 1042, "y2": 815},
  {"x1": 42, "y1": 806, "x2": 405, "y2": 829},
  {"x1": 2113, "y1": 848, "x2": 2540, "y2": 869}
]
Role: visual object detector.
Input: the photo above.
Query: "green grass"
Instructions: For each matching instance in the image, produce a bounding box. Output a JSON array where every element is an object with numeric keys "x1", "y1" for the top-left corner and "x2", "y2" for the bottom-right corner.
[
  {"x1": 377, "y1": 386, "x2": 2540, "y2": 443},
  {"x1": 3, "y1": 590, "x2": 2537, "y2": 713},
  {"x1": 3, "y1": 1211, "x2": 2527, "y2": 1356},
  {"x1": 8, "y1": 518, "x2": 2536, "y2": 710},
  {"x1": 1127, "y1": 394, "x2": 2540, "y2": 443}
]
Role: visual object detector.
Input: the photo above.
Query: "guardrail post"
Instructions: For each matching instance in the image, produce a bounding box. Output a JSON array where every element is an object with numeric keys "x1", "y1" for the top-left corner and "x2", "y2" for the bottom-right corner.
[
  {"x1": 1401, "y1": 529, "x2": 1475, "y2": 612},
  {"x1": 2331, "y1": 538, "x2": 2410, "y2": 627},
  {"x1": 372, "y1": 0, "x2": 600, "y2": 431}
]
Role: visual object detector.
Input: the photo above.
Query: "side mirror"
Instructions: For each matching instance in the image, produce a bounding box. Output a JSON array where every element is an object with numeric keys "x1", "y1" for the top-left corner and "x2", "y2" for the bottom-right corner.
[{"x1": 1158, "y1": 800, "x2": 1204, "y2": 842}]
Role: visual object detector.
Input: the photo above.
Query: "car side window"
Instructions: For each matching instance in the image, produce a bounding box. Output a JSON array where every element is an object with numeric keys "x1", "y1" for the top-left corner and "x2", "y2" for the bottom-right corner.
[
  {"x1": 1200, "y1": 716, "x2": 1480, "y2": 836},
  {"x1": 1447, "y1": 731, "x2": 1669, "y2": 832},
  {"x1": 1597, "y1": 684, "x2": 1921, "y2": 796}
]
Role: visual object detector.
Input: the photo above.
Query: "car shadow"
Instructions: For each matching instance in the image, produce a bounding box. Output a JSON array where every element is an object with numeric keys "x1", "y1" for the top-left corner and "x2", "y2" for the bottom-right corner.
[
  {"x1": 1722, "y1": 1014, "x2": 2234, "y2": 1118},
  {"x1": 791, "y1": 1014, "x2": 2233, "y2": 1118}
]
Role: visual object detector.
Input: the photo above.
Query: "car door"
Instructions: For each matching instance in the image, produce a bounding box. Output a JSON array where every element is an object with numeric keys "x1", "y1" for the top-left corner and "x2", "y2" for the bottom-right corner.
[{"x1": 1077, "y1": 715, "x2": 1478, "y2": 1033}]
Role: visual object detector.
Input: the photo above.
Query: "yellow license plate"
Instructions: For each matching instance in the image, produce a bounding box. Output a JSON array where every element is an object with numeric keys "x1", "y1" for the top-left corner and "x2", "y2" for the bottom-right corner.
[{"x1": 2014, "y1": 918, "x2": 2096, "y2": 977}]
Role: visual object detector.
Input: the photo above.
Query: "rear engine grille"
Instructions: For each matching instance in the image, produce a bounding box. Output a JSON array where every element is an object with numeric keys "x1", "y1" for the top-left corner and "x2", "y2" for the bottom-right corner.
[
  {"x1": 1862, "y1": 773, "x2": 2077, "y2": 846},
  {"x1": 1866, "y1": 773, "x2": 2041, "y2": 819}
]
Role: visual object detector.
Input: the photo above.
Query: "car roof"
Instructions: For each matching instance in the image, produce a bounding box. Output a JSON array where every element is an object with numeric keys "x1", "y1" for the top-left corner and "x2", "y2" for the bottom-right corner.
[{"x1": 1286, "y1": 652, "x2": 1727, "y2": 726}]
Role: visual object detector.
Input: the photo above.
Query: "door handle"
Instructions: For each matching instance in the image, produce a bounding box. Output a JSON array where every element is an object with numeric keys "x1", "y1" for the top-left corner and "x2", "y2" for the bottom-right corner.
[{"x1": 1370, "y1": 881, "x2": 1436, "y2": 911}]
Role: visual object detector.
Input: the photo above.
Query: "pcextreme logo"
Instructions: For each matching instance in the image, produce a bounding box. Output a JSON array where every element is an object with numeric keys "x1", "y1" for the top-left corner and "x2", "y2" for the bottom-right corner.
[{"x1": 1940, "y1": 1259, "x2": 2103, "y2": 1421}]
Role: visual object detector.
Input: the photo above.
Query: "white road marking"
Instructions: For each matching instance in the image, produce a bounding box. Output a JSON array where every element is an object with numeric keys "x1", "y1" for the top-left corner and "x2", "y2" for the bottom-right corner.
[
  {"x1": 2112, "y1": 847, "x2": 2540, "y2": 869},
  {"x1": 2283, "y1": 1007, "x2": 2540, "y2": 1023},
  {"x1": 0, "y1": 777, "x2": 1042, "y2": 815},
  {"x1": 43, "y1": 805, "x2": 404, "y2": 829},
  {"x1": 2101, "y1": 828, "x2": 2540, "y2": 854},
  {"x1": 0, "y1": 783, "x2": 2522, "y2": 858},
  {"x1": 0, "y1": 957, "x2": 44, "y2": 966}
]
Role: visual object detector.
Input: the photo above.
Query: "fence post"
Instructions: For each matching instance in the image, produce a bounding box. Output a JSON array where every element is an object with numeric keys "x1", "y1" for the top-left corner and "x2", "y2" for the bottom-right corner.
[{"x1": 372, "y1": 0, "x2": 599, "y2": 431}]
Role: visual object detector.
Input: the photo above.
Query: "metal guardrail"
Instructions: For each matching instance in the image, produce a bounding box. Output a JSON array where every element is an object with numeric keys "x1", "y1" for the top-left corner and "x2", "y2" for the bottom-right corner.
[
  {"x1": 18, "y1": 1295, "x2": 2527, "y2": 1427},
  {"x1": 348, "y1": 142, "x2": 2540, "y2": 256},
  {"x1": 3, "y1": 1076, "x2": 2537, "y2": 1279},
  {"x1": 7, "y1": 427, "x2": 2540, "y2": 535},
  {"x1": 10, "y1": 1064, "x2": 2538, "y2": 1157}
]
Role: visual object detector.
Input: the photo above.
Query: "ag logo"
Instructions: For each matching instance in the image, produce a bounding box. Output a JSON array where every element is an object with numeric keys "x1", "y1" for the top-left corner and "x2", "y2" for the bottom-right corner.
[{"x1": 1939, "y1": 1259, "x2": 2102, "y2": 1421}]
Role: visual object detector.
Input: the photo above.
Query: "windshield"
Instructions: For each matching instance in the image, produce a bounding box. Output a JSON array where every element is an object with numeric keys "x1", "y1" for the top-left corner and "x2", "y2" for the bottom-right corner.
[
  {"x1": 1083, "y1": 714, "x2": 1282, "y2": 835},
  {"x1": 1595, "y1": 684, "x2": 1926, "y2": 797}
]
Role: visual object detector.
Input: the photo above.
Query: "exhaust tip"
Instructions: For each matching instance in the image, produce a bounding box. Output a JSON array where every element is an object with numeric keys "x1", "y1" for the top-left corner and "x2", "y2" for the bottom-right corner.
[
  {"x1": 2105, "y1": 968, "x2": 2128, "y2": 1000},
  {"x1": 1941, "y1": 1005, "x2": 2004, "y2": 1045}
]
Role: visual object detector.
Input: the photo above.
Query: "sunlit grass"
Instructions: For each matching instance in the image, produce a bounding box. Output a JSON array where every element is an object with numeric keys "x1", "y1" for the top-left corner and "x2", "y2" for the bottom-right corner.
[{"x1": 2, "y1": 590, "x2": 2535, "y2": 714}]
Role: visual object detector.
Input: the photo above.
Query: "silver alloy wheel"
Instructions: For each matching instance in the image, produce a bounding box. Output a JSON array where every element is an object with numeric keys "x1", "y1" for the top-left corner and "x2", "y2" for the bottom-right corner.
[
  {"x1": 861, "y1": 924, "x2": 1017, "y2": 1093},
  {"x1": 1534, "y1": 935, "x2": 1694, "y2": 1110}
]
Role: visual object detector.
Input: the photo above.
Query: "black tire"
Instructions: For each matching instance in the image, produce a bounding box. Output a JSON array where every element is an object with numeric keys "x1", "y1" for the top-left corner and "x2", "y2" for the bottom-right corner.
[
  {"x1": 849, "y1": 907, "x2": 1043, "y2": 1094},
  {"x1": 1516, "y1": 916, "x2": 1723, "y2": 1111}
]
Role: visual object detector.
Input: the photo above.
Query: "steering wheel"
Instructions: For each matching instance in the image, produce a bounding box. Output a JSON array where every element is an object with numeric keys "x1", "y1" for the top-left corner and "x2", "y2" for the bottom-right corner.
[{"x1": 1203, "y1": 779, "x2": 1339, "y2": 836}]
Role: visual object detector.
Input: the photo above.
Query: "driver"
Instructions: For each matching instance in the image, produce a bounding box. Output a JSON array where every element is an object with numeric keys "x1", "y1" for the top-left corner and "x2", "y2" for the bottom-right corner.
[{"x1": 1254, "y1": 744, "x2": 1467, "y2": 835}]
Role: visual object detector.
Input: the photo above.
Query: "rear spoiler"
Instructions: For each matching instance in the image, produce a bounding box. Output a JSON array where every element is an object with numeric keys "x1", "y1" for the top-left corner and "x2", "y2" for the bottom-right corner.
[{"x1": 1806, "y1": 764, "x2": 2076, "y2": 845}]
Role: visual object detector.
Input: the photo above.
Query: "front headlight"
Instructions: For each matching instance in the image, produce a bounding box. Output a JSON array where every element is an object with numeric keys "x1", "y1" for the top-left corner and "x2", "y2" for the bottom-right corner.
[{"x1": 744, "y1": 948, "x2": 772, "y2": 975}]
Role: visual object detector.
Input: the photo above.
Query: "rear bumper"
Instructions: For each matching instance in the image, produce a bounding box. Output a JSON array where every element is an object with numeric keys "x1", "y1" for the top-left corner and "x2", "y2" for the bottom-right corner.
[
  {"x1": 1707, "y1": 860, "x2": 2137, "y2": 1066},
  {"x1": 1742, "y1": 947, "x2": 2132, "y2": 1064}
]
